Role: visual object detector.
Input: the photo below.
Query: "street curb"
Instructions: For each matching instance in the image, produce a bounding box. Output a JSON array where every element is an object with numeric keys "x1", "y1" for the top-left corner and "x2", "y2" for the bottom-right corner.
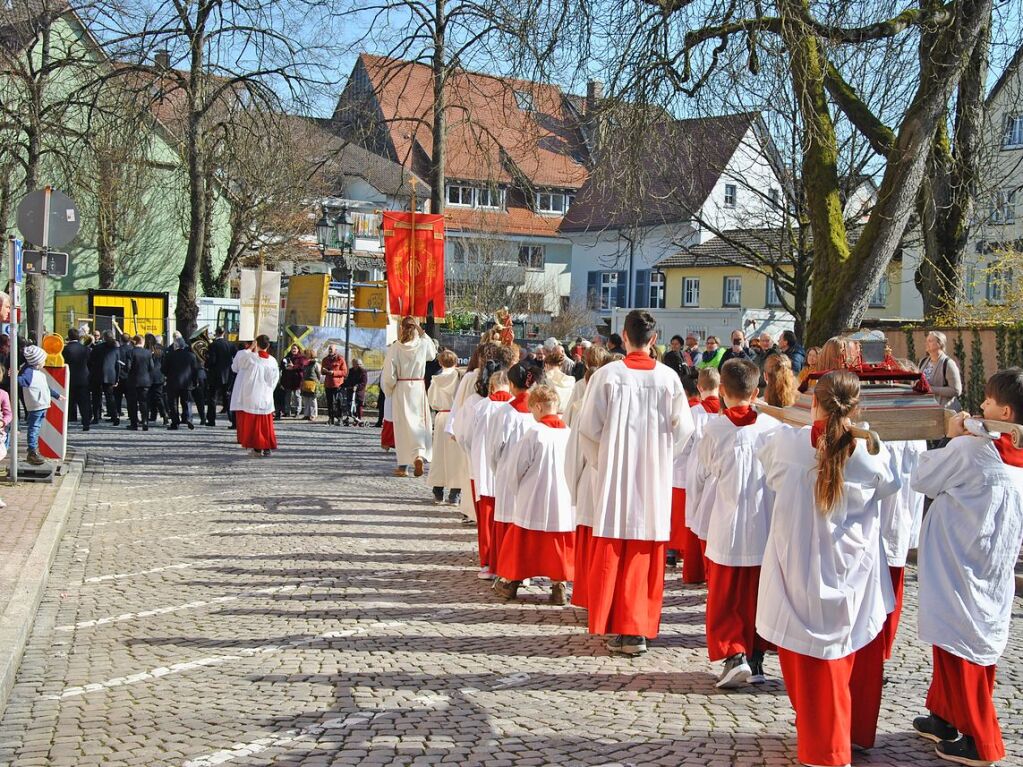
[{"x1": 0, "y1": 452, "x2": 86, "y2": 716}]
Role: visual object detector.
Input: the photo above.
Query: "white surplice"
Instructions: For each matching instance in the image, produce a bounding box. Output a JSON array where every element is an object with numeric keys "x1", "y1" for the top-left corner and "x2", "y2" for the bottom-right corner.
[
  {"x1": 565, "y1": 381, "x2": 600, "y2": 527},
  {"x1": 446, "y1": 369, "x2": 478, "y2": 437},
  {"x1": 427, "y1": 367, "x2": 465, "y2": 488},
  {"x1": 575, "y1": 361, "x2": 695, "y2": 541},
  {"x1": 912, "y1": 435, "x2": 1023, "y2": 665},
  {"x1": 230, "y1": 350, "x2": 280, "y2": 415},
  {"x1": 755, "y1": 425, "x2": 900, "y2": 660},
  {"x1": 380, "y1": 335, "x2": 438, "y2": 465},
  {"x1": 545, "y1": 366, "x2": 576, "y2": 414},
  {"x1": 683, "y1": 404, "x2": 721, "y2": 539},
  {"x1": 691, "y1": 414, "x2": 781, "y2": 567},
  {"x1": 447, "y1": 369, "x2": 480, "y2": 517},
  {"x1": 564, "y1": 378, "x2": 587, "y2": 428},
  {"x1": 879, "y1": 439, "x2": 927, "y2": 568},
  {"x1": 511, "y1": 425, "x2": 574, "y2": 532},
  {"x1": 487, "y1": 403, "x2": 537, "y2": 524},
  {"x1": 460, "y1": 397, "x2": 510, "y2": 498}
]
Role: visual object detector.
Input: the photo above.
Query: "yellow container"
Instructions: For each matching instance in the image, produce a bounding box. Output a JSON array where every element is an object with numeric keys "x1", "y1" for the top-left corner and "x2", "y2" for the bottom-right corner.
[{"x1": 54, "y1": 290, "x2": 170, "y2": 339}]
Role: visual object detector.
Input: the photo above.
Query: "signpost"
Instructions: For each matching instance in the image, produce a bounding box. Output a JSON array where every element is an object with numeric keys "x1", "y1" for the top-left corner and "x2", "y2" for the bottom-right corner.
[
  {"x1": 16, "y1": 187, "x2": 80, "y2": 340},
  {"x1": 8, "y1": 238, "x2": 21, "y2": 482}
]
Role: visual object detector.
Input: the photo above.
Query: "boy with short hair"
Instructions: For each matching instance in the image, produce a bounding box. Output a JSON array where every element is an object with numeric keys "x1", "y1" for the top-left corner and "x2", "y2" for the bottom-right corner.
[
  {"x1": 911, "y1": 368, "x2": 1023, "y2": 767},
  {"x1": 690, "y1": 358, "x2": 779, "y2": 688},
  {"x1": 427, "y1": 349, "x2": 464, "y2": 505}
]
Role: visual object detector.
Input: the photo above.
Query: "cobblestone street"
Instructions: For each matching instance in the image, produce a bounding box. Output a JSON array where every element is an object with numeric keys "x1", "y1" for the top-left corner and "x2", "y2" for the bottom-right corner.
[{"x1": 0, "y1": 421, "x2": 1020, "y2": 767}]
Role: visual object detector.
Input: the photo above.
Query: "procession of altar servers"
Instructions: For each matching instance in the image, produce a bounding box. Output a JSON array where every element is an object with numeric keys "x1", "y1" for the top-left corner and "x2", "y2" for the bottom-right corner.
[{"x1": 425, "y1": 316, "x2": 1023, "y2": 767}]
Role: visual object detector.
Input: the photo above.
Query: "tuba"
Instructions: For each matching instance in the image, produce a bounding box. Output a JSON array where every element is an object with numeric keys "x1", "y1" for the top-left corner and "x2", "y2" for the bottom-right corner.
[{"x1": 190, "y1": 327, "x2": 211, "y2": 364}]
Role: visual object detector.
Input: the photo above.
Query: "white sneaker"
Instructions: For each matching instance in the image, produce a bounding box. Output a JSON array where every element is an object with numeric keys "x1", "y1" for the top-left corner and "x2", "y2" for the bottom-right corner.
[
  {"x1": 477, "y1": 567, "x2": 496, "y2": 580},
  {"x1": 0, "y1": 498, "x2": 6, "y2": 509},
  {"x1": 716, "y1": 653, "x2": 752, "y2": 688}
]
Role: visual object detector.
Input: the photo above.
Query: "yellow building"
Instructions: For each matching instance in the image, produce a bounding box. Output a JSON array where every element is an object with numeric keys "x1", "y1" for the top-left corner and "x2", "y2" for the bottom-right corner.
[{"x1": 656, "y1": 228, "x2": 904, "y2": 321}]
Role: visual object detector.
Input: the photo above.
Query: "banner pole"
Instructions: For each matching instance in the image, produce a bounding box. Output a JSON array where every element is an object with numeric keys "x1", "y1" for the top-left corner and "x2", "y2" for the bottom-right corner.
[{"x1": 409, "y1": 180, "x2": 417, "y2": 318}]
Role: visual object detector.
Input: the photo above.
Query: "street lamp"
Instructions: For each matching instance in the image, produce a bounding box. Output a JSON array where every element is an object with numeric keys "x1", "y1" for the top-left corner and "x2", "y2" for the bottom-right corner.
[
  {"x1": 315, "y1": 210, "x2": 333, "y2": 255},
  {"x1": 314, "y1": 204, "x2": 356, "y2": 365}
]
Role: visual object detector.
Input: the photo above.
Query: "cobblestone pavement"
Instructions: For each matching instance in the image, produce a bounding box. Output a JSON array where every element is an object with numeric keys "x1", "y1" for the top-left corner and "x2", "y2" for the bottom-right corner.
[
  {"x1": 0, "y1": 419, "x2": 1020, "y2": 767},
  {"x1": 0, "y1": 468, "x2": 62, "y2": 614}
]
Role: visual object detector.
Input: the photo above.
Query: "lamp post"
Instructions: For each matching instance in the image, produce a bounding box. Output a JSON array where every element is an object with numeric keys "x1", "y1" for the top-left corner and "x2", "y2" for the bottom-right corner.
[{"x1": 315, "y1": 205, "x2": 355, "y2": 365}]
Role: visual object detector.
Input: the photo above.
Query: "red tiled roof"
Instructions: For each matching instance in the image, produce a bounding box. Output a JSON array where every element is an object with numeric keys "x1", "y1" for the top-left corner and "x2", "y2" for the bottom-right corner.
[
  {"x1": 352, "y1": 53, "x2": 589, "y2": 189},
  {"x1": 445, "y1": 206, "x2": 564, "y2": 237}
]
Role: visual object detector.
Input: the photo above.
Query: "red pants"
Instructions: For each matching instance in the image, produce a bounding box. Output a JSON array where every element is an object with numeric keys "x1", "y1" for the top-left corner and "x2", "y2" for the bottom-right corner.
[
  {"x1": 777, "y1": 633, "x2": 885, "y2": 767},
  {"x1": 571, "y1": 524, "x2": 593, "y2": 608},
  {"x1": 235, "y1": 411, "x2": 277, "y2": 450},
  {"x1": 668, "y1": 488, "x2": 688, "y2": 549},
  {"x1": 926, "y1": 646, "x2": 1005, "y2": 762},
  {"x1": 587, "y1": 537, "x2": 666, "y2": 638},
  {"x1": 881, "y1": 566, "x2": 904, "y2": 660},
  {"x1": 494, "y1": 523, "x2": 574, "y2": 581},
  {"x1": 476, "y1": 495, "x2": 495, "y2": 569},
  {"x1": 682, "y1": 527, "x2": 706, "y2": 583},
  {"x1": 705, "y1": 561, "x2": 771, "y2": 661},
  {"x1": 381, "y1": 420, "x2": 395, "y2": 449}
]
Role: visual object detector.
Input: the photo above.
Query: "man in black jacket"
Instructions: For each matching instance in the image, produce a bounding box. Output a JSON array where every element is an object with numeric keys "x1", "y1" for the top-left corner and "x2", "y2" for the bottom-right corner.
[
  {"x1": 64, "y1": 328, "x2": 91, "y2": 431},
  {"x1": 163, "y1": 339, "x2": 199, "y2": 429},
  {"x1": 125, "y1": 336, "x2": 154, "y2": 431},
  {"x1": 205, "y1": 327, "x2": 233, "y2": 427},
  {"x1": 113, "y1": 331, "x2": 132, "y2": 417},
  {"x1": 90, "y1": 332, "x2": 122, "y2": 426}
]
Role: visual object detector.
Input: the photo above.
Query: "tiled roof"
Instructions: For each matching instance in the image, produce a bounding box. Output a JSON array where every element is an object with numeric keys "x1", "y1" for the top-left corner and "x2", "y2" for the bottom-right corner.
[
  {"x1": 559, "y1": 112, "x2": 759, "y2": 232},
  {"x1": 445, "y1": 206, "x2": 563, "y2": 238},
  {"x1": 988, "y1": 43, "x2": 1023, "y2": 107},
  {"x1": 342, "y1": 53, "x2": 589, "y2": 189},
  {"x1": 657, "y1": 226, "x2": 868, "y2": 269}
]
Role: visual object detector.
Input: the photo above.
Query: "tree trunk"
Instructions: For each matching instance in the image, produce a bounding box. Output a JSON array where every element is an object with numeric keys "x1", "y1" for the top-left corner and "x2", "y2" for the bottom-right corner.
[
  {"x1": 429, "y1": 0, "x2": 446, "y2": 214},
  {"x1": 176, "y1": 38, "x2": 207, "y2": 340}
]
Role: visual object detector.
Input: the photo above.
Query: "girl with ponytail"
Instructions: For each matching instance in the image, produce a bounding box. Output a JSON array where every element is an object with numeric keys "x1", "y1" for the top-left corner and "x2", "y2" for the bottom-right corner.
[{"x1": 755, "y1": 370, "x2": 900, "y2": 767}]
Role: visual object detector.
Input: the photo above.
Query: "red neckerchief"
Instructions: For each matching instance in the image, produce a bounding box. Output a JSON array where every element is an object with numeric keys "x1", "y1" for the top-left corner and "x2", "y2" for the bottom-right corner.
[
  {"x1": 994, "y1": 432, "x2": 1023, "y2": 467},
  {"x1": 701, "y1": 396, "x2": 721, "y2": 414},
  {"x1": 258, "y1": 350, "x2": 270, "y2": 359},
  {"x1": 811, "y1": 419, "x2": 826, "y2": 448},
  {"x1": 623, "y1": 351, "x2": 656, "y2": 370},
  {"x1": 687, "y1": 396, "x2": 701, "y2": 407},
  {"x1": 510, "y1": 391, "x2": 530, "y2": 413},
  {"x1": 538, "y1": 414, "x2": 566, "y2": 429},
  {"x1": 489, "y1": 391, "x2": 513, "y2": 402},
  {"x1": 724, "y1": 405, "x2": 757, "y2": 427}
]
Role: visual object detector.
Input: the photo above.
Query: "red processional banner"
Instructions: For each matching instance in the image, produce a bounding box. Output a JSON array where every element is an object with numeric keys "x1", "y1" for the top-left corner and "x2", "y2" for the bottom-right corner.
[{"x1": 382, "y1": 211, "x2": 445, "y2": 319}]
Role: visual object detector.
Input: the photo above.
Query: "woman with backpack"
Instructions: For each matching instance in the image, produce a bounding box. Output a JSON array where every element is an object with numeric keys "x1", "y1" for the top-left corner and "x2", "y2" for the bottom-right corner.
[{"x1": 300, "y1": 349, "x2": 322, "y2": 421}]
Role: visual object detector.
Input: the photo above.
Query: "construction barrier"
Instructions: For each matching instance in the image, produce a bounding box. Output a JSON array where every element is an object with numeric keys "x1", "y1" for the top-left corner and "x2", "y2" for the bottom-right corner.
[{"x1": 39, "y1": 365, "x2": 68, "y2": 461}]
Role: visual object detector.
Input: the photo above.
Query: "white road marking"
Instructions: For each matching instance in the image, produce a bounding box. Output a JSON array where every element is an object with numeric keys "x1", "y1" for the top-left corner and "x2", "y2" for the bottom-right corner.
[
  {"x1": 81, "y1": 506, "x2": 264, "y2": 528},
  {"x1": 83, "y1": 562, "x2": 197, "y2": 583},
  {"x1": 182, "y1": 691, "x2": 447, "y2": 767}
]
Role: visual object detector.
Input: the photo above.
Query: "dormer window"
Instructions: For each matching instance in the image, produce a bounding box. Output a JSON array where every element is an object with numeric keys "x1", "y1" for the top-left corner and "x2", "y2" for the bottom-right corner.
[
  {"x1": 536, "y1": 191, "x2": 573, "y2": 215},
  {"x1": 447, "y1": 184, "x2": 475, "y2": 207},
  {"x1": 446, "y1": 183, "x2": 505, "y2": 210}
]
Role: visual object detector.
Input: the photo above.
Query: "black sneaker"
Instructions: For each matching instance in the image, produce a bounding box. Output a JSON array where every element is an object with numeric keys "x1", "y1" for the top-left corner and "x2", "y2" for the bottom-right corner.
[
  {"x1": 935, "y1": 735, "x2": 993, "y2": 766},
  {"x1": 716, "y1": 653, "x2": 752, "y2": 688},
  {"x1": 749, "y1": 650, "x2": 766, "y2": 684},
  {"x1": 606, "y1": 634, "x2": 647, "y2": 656},
  {"x1": 432, "y1": 487, "x2": 445, "y2": 504},
  {"x1": 447, "y1": 490, "x2": 461, "y2": 506},
  {"x1": 914, "y1": 714, "x2": 959, "y2": 744},
  {"x1": 666, "y1": 550, "x2": 678, "y2": 568}
]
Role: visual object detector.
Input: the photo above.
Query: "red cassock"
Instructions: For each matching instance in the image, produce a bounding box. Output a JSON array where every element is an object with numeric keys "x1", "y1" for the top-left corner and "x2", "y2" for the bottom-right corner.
[
  {"x1": 571, "y1": 524, "x2": 593, "y2": 608},
  {"x1": 777, "y1": 633, "x2": 885, "y2": 767},
  {"x1": 926, "y1": 646, "x2": 1005, "y2": 762},
  {"x1": 881, "y1": 565, "x2": 905, "y2": 660},
  {"x1": 493, "y1": 523, "x2": 574, "y2": 581},
  {"x1": 476, "y1": 495, "x2": 496, "y2": 569},
  {"x1": 587, "y1": 537, "x2": 666, "y2": 638},
  {"x1": 705, "y1": 561, "x2": 772, "y2": 661},
  {"x1": 381, "y1": 420, "x2": 395, "y2": 449},
  {"x1": 235, "y1": 411, "x2": 277, "y2": 451},
  {"x1": 668, "y1": 488, "x2": 688, "y2": 550}
]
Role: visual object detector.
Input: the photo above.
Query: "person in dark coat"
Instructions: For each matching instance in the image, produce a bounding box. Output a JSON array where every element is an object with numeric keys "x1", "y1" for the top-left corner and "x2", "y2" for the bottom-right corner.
[
  {"x1": 146, "y1": 335, "x2": 168, "y2": 425},
  {"x1": 90, "y1": 332, "x2": 121, "y2": 425},
  {"x1": 662, "y1": 335, "x2": 693, "y2": 382},
  {"x1": 205, "y1": 326, "x2": 234, "y2": 427},
  {"x1": 721, "y1": 330, "x2": 755, "y2": 365},
  {"x1": 779, "y1": 330, "x2": 806, "y2": 375},
  {"x1": 162, "y1": 338, "x2": 199, "y2": 429},
  {"x1": 114, "y1": 331, "x2": 132, "y2": 416},
  {"x1": 63, "y1": 327, "x2": 91, "y2": 431},
  {"x1": 125, "y1": 335, "x2": 154, "y2": 431}
]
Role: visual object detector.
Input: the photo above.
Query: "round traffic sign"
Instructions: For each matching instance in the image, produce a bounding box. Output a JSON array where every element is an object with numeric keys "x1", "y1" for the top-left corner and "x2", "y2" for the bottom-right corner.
[{"x1": 16, "y1": 188, "x2": 81, "y2": 248}]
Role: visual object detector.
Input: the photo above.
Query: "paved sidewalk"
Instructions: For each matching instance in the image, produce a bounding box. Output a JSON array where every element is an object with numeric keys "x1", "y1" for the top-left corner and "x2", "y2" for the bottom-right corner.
[
  {"x1": 0, "y1": 421, "x2": 1019, "y2": 767},
  {"x1": 0, "y1": 479, "x2": 61, "y2": 615}
]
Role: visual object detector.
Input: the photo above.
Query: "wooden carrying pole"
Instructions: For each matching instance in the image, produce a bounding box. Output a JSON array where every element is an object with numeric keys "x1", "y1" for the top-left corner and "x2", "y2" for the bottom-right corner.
[
  {"x1": 754, "y1": 401, "x2": 883, "y2": 456},
  {"x1": 943, "y1": 410, "x2": 1023, "y2": 448}
]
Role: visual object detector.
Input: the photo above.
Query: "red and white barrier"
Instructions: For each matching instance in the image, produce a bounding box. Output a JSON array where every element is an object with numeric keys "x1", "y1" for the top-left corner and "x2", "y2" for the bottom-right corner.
[{"x1": 39, "y1": 365, "x2": 68, "y2": 461}]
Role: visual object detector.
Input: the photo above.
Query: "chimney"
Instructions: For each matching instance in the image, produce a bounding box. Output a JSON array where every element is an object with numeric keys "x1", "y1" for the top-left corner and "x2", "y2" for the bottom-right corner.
[
  {"x1": 154, "y1": 50, "x2": 170, "y2": 70},
  {"x1": 586, "y1": 80, "x2": 603, "y2": 114}
]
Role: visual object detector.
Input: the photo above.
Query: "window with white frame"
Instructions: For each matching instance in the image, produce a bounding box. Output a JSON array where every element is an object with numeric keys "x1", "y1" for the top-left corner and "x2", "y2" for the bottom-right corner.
[
  {"x1": 649, "y1": 270, "x2": 665, "y2": 309},
  {"x1": 965, "y1": 263, "x2": 977, "y2": 302},
  {"x1": 990, "y1": 190, "x2": 1017, "y2": 225},
  {"x1": 682, "y1": 277, "x2": 700, "y2": 307},
  {"x1": 535, "y1": 191, "x2": 572, "y2": 214},
  {"x1": 724, "y1": 184, "x2": 738, "y2": 208},
  {"x1": 518, "y1": 244, "x2": 545, "y2": 270},
  {"x1": 454, "y1": 239, "x2": 484, "y2": 264},
  {"x1": 477, "y1": 186, "x2": 504, "y2": 209},
  {"x1": 987, "y1": 266, "x2": 1010, "y2": 303},
  {"x1": 1003, "y1": 114, "x2": 1023, "y2": 148},
  {"x1": 766, "y1": 278, "x2": 784, "y2": 307},
  {"x1": 600, "y1": 272, "x2": 619, "y2": 310},
  {"x1": 723, "y1": 276, "x2": 742, "y2": 306},
  {"x1": 447, "y1": 184, "x2": 474, "y2": 207},
  {"x1": 869, "y1": 274, "x2": 890, "y2": 308}
]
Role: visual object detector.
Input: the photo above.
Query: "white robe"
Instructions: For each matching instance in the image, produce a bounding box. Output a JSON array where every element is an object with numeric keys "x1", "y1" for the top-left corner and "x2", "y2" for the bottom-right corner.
[
  {"x1": 230, "y1": 350, "x2": 280, "y2": 415},
  {"x1": 913, "y1": 435, "x2": 1023, "y2": 665},
  {"x1": 756, "y1": 425, "x2": 899, "y2": 660},
  {"x1": 879, "y1": 439, "x2": 927, "y2": 568},
  {"x1": 487, "y1": 404, "x2": 536, "y2": 524},
  {"x1": 380, "y1": 335, "x2": 437, "y2": 464},
  {"x1": 683, "y1": 404, "x2": 720, "y2": 539},
  {"x1": 427, "y1": 367, "x2": 465, "y2": 488},
  {"x1": 447, "y1": 369, "x2": 479, "y2": 517},
  {"x1": 545, "y1": 367, "x2": 576, "y2": 414},
  {"x1": 446, "y1": 369, "x2": 478, "y2": 437},
  {"x1": 564, "y1": 378, "x2": 587, "y2": 428},
  {"x1": 576, "y1": 360, "x2": 695, "y2": 541},
  {"x1": 565, "y1": 381, "x2": 600, "y2": 528},
  {"x1": 461, "y1": 397, "x2": 510, "y2": 498},
  {"x1": 511, "y1": 424, "x2": 574, "y2": 532},
  {"x1": 691, "y1": 414, "x2": 781, "y2": 567}
]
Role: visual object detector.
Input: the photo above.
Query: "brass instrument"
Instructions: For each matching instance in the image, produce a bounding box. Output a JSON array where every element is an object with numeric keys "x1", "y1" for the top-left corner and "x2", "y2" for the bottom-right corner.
[{"x1": 190, "y1": 327, "x2": 211, "y2": 364}]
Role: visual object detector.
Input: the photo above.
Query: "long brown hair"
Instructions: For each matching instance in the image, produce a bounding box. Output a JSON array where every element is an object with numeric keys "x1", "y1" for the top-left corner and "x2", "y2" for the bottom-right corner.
[
  {"x1": 398, "y1": 316, "x2": 419, "y2": 343},
  {"x1": 813, "y1": 370, "x2": 860, "y2": 515},
  {"x1": 817, "y1": 337, "x2": 848, "y2": 373},
  {"x1": 764, "y1": 353, "x2": 797, "y2": 407}
]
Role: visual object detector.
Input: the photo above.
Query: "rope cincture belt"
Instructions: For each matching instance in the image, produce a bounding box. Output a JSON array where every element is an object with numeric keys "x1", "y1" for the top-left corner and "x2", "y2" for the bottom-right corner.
[{"x1": 397, "y1": 378, "x2": 424, "y2": 381}]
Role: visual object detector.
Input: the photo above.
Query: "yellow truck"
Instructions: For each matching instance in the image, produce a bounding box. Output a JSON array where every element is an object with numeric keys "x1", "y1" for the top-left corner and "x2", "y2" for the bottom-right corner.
[{"x1": 54, "y1": 290, "x2": 170, "y2": 338}]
